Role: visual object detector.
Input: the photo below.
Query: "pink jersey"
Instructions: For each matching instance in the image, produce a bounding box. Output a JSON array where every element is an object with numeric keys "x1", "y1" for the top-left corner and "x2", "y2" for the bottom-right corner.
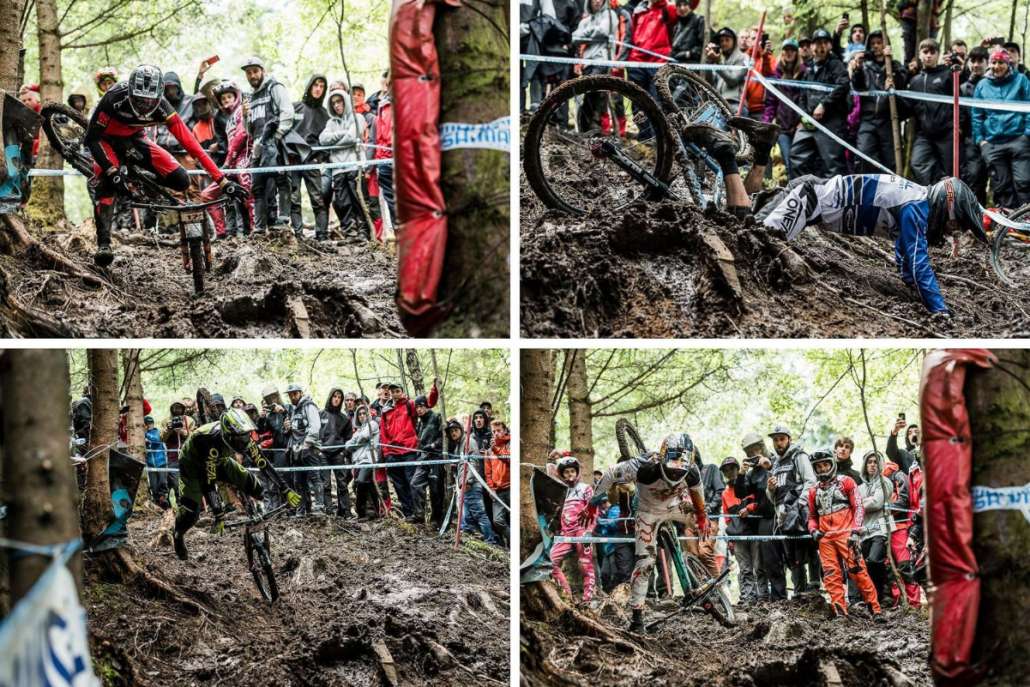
[{"x1": 559, "y1": 481, "x2": 596, "y2": 536}]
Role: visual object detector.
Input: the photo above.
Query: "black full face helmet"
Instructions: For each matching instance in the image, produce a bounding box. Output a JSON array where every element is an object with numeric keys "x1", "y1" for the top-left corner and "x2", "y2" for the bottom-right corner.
[
  {"x1": 810, "y1": 448, "x2": 837, "y2": 483},
  {"x1": 927, "y1": 177, "x2": 987, "y2": 247}
]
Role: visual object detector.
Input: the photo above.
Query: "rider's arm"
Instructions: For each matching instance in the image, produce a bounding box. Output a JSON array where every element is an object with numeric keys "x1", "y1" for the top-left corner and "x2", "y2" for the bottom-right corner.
[
  {"x1": 245, "y1": 441, "x2": 290, "y2": 494},
  {"x1": 83, "y1": 104, "x2": 117, "y2": 173},
  {"x1": 593, "y1": 457, "x2": 641, "y2": 496},
  {"x1": 165, "y1": 108, "x2": 224, "y2": 182},
  {"x1": 806, "y1": 487, "x2": 819, "y2": 533}
]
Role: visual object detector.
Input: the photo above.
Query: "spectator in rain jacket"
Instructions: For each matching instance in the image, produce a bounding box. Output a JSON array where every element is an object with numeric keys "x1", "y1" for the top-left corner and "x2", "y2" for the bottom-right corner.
[
  {"x1": 670, "y1": 0, "x2": 705, "y2": 64},
  {"x1": 320, "y1": 387, "x2": 354, "y2": 517},
  {"x1": 144, "y1": 416, "x2": 170, "y2": 508},
  {"x1": 485, "y1": 420, "x2": 511, "y2": 545},
  {"x1": 411, "y1": 392, "x2": 445, "y2": 527},
  {"x1": 345, "y1": 404, "x2": 381, "y2": 519},
  {"x1": 858, "y1": 450, "x2": 896, "y2": 604},
  {"x1": 320, "y1": 88, "x2": 367, "y2": 242},
  {"x1": 290, "y1": 74, "x2": 330, "y2": 239},
  {"x1": 704, "y1": 27, "x2": 748, "y2": 112},
  {"x1": 380, "y1": 382, "x2": 438, "y2": 520},
  {"x1": 972, "y1": 48, "x2": 1030, "y2": 208},
  {"x1": 450, "y1": 419, "x2": 499, "y2": 545}
]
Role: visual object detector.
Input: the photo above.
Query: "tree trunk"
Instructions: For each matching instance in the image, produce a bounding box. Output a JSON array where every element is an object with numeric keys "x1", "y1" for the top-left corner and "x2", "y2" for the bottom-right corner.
[
  {"x1": 861, "y1": 0, "x2": 870, "y2": 36},
  {"x1": 942, "y1": 0, "x2": 954, "y2": 51},
  {"x1": 431, "y1": 0, "x2": 509, "y2": 338},
  {"x1": 566, "y1": 350, "x2": 594, "y2": 477},
  {"x1": 520, "y1": 348, "x2": 553, "y2": 559},
  {"x1": 122, "y1": 349, "x2": 147, "y2": 509},
  {"x1": 83, "y1": 349, "x2": 117, "y2": 541},
  {"x1": 916, "y1": 0, "x2": 932, "y2": 43},
  {"x1": 1, "y1": 350, "x2": 83, "y2": 603},
  {"x1": 0, "y1": 0, "x2": 27, "y2": 92},
  {"x1": 965, "y1": 350, "x2": 1030, "y2": 681},
  {"x1": 25, "y1": 0, "x2": 66, "y2": 228},
  {"x1": 1010, "y1": 0, "x2": 1019, "y2": 41}
]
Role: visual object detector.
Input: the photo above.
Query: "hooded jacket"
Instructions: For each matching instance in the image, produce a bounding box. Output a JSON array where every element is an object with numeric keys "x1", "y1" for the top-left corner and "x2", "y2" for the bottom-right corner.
[
  {"x1": 319, "y1": 88, "x2": 367, "y2": 176},
  {"x1": 380, "y1": 394, "x2": 422, "y2": 456},
  {"x1": 345, "y1": 412, "x2": 379, "y2": 465},
  {"x1": 798, "y1": 52, "x2": 851, "y2": 129},
  {"x1": 908, "y1": 63, "x2": 957, "y2": 136},
  {"x1": 885, "y1": 427, "x2": 919, "y2": 473},
  {"x1": 320, "y1": 387, "x2": 353, "y2": 456},
  {"x1": 694, "y1": 449, "x2": 725, "y2": 517},
  {"x1": 670, "y1": 9, "x2": 706, "y2": 64},
  {"x1": 971, "y1": 68, "x2": 1030, "y2": 143},
  {"x1": 145, "y1": 427, "x2": 167, "y2": 468},
  {"x1": 766, "y1": 442, "x2": 817, "y2": 533},
  {"x1": 850, "y1": 55, "x2": 909, "y2": 122},
  {"x1": 162, "y1": 72, "x2": 196, "y2": 125},
  {"x1": 706, "y1": 31, "x2": 748, "y2": 108},
  {"x1": 416, "y1": 407, "x2": 443, "y2": 456},
  {"x1": 763, "y1": 59, "x2": 807, "y2": 132},
  {"x1": 627, "y1": 0, "x2": 677, "y2": 63},
  {"x1": 292, "y1": 74, "x2": 330, "y2": 159},
  {"x1": 570, "y1": 3, "x2": 619, "y2": 63},
  {"x1": 467, "y1": 410, "x2": 493, "y2": 476},
  {"x1": 220, "y1": 83, "x2": 251, "y2": 171},
  {"x1": 858, "y1": 451, "x2": 896, "y2": 541},
  {"x1": 485, "y1": 428, "x2": 511, "y2": 491},
  {"x1": 287, "y1": 394, "x2": 321, "y2": 450},
  {"x1": 444, "y1": 420, "x2": 474, "y2": 485}
]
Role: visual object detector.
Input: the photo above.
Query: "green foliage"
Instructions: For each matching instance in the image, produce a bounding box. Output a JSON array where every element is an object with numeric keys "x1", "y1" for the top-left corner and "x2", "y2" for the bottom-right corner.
[
  {"x1": 552, "y1": 348, "x2": 923, "y2": 470},
  {"x1": 68, "y1": 348, "x2": 510, "y2": 426}
]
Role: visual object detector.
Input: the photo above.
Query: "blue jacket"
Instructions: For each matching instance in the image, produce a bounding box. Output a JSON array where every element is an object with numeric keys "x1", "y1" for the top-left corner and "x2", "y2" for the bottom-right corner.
[
  {"x1": 594, "y1": 504, "x2": 622, "y2": 557},
  {"x1": 145, "y1": 428, "x2": 168, "y2": 468},
  {"x1": 971, "y1": 70, "x2": 1030, "y2": 144}
]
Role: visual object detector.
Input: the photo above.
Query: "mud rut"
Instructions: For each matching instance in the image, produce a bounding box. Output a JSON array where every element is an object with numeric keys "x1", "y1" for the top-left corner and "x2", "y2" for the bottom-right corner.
[
  {"x1": 85, "y1": 512, "x2": 509, "y2": 686},
  {"x1": 520, "y1": 170, "x2": 1030, "y2": 339},
  {"x1": 521, "y1": 581, "x2": 931, "y2": 687},
  {"x1": 0, "y1": 221, "x2": 403, "y2": 338}
]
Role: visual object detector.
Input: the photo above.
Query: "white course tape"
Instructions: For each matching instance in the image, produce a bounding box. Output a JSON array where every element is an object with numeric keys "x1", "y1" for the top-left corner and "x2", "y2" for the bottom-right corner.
[
  {"x1": 554, "y1": 531, "x2": 847, "y2": 544},
  {"x1": 520, "y1": 53, "x2": 736, "y2": 72},
  {"x1": 972, "y1": 483, "x2": 1030, "y2": 523},
  {"x1": 750, "y1": 69, "x2": 895, "y2": 175},
  {"x1": 146, "y1": 456, "x2": 464, "y2": 473},
  {"x1": 28, "y1": 158, "x2": 392, "y2": 178},
  {"x1": 440, "y1": 116, "x2": 510, "y2": 152}
]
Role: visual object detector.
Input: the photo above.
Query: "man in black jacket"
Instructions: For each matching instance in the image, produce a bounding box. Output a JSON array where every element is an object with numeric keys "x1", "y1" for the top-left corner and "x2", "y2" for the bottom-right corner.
[
  {"x1": 410, "y1": 395, "x2": 444, "y2": 526},
  {"x1": 259, "y1": 383, "x2": 293, "y2": 508},
  {"x1": 908, "y1": 38, "x2": 958, "y2": 185},
  {"x1": 850, "y1": 31, "x2": 908, "y2": 172},
  {"x1": 670, "y1": 0, "x2": 705, "y2": 64},
  {"x1": 960, "y1": 46, "x2": 990, "y2": 202},
  {"x1": 790, "y1": 29, "x2": 850, "y2": 177},
  {"x1": 735, "y1": 432, "x2": 780, "y2": 600},
  {"x1": 321, "y1": 387, "x2": 354, "y2": 517},
  {"x1": 290, "y1": 74, "x2": 330, "y2": 240}
]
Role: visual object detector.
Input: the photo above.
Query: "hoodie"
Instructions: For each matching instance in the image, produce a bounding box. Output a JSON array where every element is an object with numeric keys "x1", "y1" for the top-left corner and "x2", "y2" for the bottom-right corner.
[
  {"x1": 468, "y1": 410, "x2": 493, "y2": 476},
  {"x1": 485, "y1": 428, "x2": 511, "y2": 491},
  {"x1": 444, "y1": 420, "x2": 473, "y2": 485},
  {"x1": 162, "y1": 72, "x2": 196, "y2": 123},
  {"x1": 570, "y1": 3, "x2": 619, "y2": 63},
  {"x1": 288, "y1": 394, "x2": 321, "y2": 449},
  {"x1": 319, "y1": 88, "x2": 367, "y2": 176},
  {"x1": 858, "y1": 451, "x2": 896, "y2": 541},
  {"x1": 320, "y1": 387, "x2": 353, "y2": 456},
  {"x1": 706, "y1": 30, "x2": 748, "y2": 108},
  {"x1": 345, "y1": 411, "x2": 379, "y2": 465},
  {"x1": 293, "y1": 74, "x2": 330, "y2": 159}
]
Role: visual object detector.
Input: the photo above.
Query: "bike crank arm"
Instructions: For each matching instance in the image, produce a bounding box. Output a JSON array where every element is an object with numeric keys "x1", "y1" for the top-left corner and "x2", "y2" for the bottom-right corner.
[
  {"x1": 590, "y1": 140, "x2": 672, "y2": 199},
  {"x1": 645, "y1": 565, "x2": 731, "y2": 633}
]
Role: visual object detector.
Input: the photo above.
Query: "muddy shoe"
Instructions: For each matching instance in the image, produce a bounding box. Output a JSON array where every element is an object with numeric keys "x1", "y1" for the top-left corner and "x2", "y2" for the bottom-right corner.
[
  {"x1": 94, "y1": 246, "x2": 114, "y2": 267},
  {"x1": 173, "y1": 531, "x2": 188, "y2": 560},
  {"x1": 728, "y1": 116, "x2": 780, "y2": 148},
  {"x1": 628, "y1": 608, "x2": 645, "y2": 634},
  {"x1": 680, "y1": 122, "x2": 736, "y2": 148},
  {"x1": 873, "y1": 611, "x2": 887, "y2": 624}
]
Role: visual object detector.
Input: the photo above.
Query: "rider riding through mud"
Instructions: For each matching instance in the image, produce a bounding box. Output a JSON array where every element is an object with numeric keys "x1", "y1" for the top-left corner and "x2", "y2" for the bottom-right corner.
[
  {"x1": 683, "y1": 116, "x2": 988, "y2": 319},
  {"x1": 591, "y1": 433, "x2": 709, "y2": 634},
  {"x1": 173, "y1": 407, "x2": 301, "y2": 560},
  {"x1": 83, "y1": 64, "x2": 247, "y2": 266}
]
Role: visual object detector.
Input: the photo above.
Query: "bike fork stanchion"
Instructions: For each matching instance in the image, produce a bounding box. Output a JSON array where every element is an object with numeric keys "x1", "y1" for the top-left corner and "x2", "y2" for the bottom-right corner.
[
  {"x1": 591, "y1": 140, "x2": 673, "y2": 198},
  {"x1": 177, "y1": 212, "x2": 190, "y2": 269}
]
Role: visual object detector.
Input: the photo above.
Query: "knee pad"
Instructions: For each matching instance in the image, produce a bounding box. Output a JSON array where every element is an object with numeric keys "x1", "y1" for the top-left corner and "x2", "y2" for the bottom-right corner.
[{"x1": 165, "y1": 166, "x2": 190, "y2": 192}]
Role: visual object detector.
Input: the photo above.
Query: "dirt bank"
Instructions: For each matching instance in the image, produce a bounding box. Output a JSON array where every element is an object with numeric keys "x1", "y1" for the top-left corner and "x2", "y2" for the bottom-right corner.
[
  {"x1": 521, "y1": 582, "x2": 931, "y2": 687},
  {"x1": 521, "y1": 173, "x2": 1030, "y2": 339},
  {"x1": 85, "y1": 511, "x2": 509, "y2": 686}
]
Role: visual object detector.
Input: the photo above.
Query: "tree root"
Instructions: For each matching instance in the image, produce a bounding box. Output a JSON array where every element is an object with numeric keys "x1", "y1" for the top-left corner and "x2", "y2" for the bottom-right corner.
[
  {"x1": 1, "y1": 214, "x2": 108, "y2": 287},
  {"x1": 0, "y1": 266, "x2": 77, "y2": 337},
  {"x1": 521, "y1": 581, "x2": 649, "y2": 653},
  {"x1": 92, "y1": 548, "x2": 217, "y2": 617}
]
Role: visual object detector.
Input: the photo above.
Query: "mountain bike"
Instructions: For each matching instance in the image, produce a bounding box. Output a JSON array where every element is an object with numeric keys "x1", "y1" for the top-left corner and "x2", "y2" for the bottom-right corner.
[
  {"x1": 989, "y1": 202, "x2": 1030, "y2": 288},
  {"x1": 224, "y1": 498, "x2": 289, "y2": 602},
  {"x1": 523, "y1": 64, "x2": 750, "y2": 216},
  {"x1": 39, "y1": 103, "x2": 247, "y2": 294}
]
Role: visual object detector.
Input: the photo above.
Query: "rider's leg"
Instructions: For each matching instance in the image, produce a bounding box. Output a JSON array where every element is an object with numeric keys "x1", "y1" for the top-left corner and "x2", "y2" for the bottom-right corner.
[
  {"x1": 577, "y1": 542, "x2": 596, "y2": 602},
  {"x1": 629, "y1": 512, "x2": 659, "y2": 610},
  {"x1": 549, "y1": 541, "x2": 576, "y2": 597}
]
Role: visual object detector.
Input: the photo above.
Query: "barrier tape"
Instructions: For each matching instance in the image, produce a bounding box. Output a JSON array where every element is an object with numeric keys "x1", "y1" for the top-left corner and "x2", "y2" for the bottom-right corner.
[
  {"x1": 555, "y1": 529, "x2": 852, "y2": 544},
  {"x1": 144, "y1": 456, "x2": 465, "y2": 473},
  {"x1": 0, "y1": 537, "x2": 81, "y2": 562},
  {"x1": 521, "y1": 52, "x2": 1030, "y2": 113},
  {"x1": 439, "y1": 116, "x2": 511, "y2": 152},
  {"x1": 972, "y1": 482, "x2": 1030, "y2": 523},
  {"x1": 464, "y1": 462, "x2": 512, "y2": 513}
]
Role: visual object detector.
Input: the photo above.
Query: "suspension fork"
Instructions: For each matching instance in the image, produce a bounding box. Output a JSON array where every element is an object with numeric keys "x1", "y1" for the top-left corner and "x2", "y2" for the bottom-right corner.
[{"x1": 177, "y1": 211, "x2": 190, "y2": 269}]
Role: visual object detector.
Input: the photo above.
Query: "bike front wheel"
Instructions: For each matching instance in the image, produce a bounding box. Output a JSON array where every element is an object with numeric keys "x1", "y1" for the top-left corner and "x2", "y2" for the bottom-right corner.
[
  {"x1": 990, "y1": 202, "x2": 1030, "y2": 288},
  {"x1": 523, "y1": 74, "x2": 674, "y2": 216},
  {"x1": 39, "y1": 103, "x2": 95, "y2": 177},
  {"x1": 188, "y1": 236, "x2": 206, "y2": 295},
  {"x1": 684, "y1": 553, "x2": 734, "y2": 625},
  {"x1": 245, "y1": 530, "x2": 279, "y2": 602}
]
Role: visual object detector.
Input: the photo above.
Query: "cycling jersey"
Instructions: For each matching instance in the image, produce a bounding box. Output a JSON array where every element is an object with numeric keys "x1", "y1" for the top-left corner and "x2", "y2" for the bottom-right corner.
[
  {"x1": 760, "y1": 174, "x2": 948, "y2": 313},
  {"x1": 84, "y1": 81, "x2": 223, "y2": 182},
  {"x1": 178, "y1": 421, "x2": 288, "y2": 503}
]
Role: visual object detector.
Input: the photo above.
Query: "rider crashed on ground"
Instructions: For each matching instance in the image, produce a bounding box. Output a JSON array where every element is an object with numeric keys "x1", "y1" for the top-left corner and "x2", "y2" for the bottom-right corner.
[{"x1": 83, "y1": 64, "x2": 247, "y2": 267}]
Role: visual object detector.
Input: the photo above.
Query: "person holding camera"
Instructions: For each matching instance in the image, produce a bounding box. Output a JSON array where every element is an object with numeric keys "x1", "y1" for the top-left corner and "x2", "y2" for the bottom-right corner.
[
  {"x1": 734, "y1": 432, "x2": 779, "y2": 601},
  {"x1": 161, "y1": 400, "x2": 196, "y2": 470},
  {"x1": 766, "y1": 425, "x2": 820, "y2": 597},
  {"x1": 703, "y1": 27, "x2": 748, "y2": 113},
  {"x1": 849, "y1": 30, "x2": 908, "y2": 173},
  {"x1": 258, "y1": 384, "x2": 292, "y2": 508}
]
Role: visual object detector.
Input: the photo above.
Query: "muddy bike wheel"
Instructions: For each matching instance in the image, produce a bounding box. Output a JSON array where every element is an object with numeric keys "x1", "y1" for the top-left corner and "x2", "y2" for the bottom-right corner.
[
  {"x1": 188, "y1": 237, "x2": 205, "y2": 294},
  {"x1": 523, "y1": 74, "x2": 674, "y2": 216},
  {"x1": 654, "y1": 65, "x2": 750, "y2": 163},
  {"x1": 990, "y1": 202, "x2": 1030, "y2": 288},
  {"x1": 39, "y1": 103, "x2": 94, "y2": 177},
  {"x1": 245, "y1": 530, "x2": 279, "y2": 602},
  {"x1": 684, "y1": 553, "x2": 734, "y2": 625},
  {"x1": 615, "y1": 418, "x2": 647, "y2": 462}
]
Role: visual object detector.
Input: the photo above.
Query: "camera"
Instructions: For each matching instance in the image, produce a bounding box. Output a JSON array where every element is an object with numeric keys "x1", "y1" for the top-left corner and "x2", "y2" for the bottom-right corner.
[{"x1": 171, "y1": 416, "x2": 184, "y2": 430}]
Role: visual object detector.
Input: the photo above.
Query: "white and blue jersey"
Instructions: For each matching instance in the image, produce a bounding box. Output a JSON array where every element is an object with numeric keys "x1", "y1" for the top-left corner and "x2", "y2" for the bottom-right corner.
[{"x1": 761, "y1": 174, "x2": 948, "y2": 314}]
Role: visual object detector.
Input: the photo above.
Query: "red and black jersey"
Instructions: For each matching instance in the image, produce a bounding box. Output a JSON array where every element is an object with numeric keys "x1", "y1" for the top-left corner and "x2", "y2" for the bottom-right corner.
[{"x1": 84, "y1": 81, "x2": 223, "y2": 181}]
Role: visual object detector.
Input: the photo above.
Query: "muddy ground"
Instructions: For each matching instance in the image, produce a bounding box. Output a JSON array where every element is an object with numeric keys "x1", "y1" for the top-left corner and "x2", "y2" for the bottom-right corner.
[
  {"x1": 521, "y1": 583, "x2": 931, "y2": 687},
  {"x1": 2, "y1": 219, "x2": 405, "y2": 338},
  {"x1": 521, "y1": 172, "x2": 1030, "y2": 339},
  {"x1": 85, "y1": 511, "x2": 509, "y2": 686}
]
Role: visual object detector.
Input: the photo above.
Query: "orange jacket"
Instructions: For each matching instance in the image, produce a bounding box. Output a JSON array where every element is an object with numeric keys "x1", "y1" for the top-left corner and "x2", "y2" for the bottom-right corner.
[
  {"x1": 485, "y1": 430, "x2": 510, "y2": 491},
  {"x1": 743, "y1": 52, "x2": 777, "y2": 115}
]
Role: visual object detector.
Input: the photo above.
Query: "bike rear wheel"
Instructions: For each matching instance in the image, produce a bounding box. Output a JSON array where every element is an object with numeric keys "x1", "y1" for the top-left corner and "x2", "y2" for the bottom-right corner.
[
  {"x1": 654, "y1": 65, "x2": 750, "y2": 163},
  {"x1": 39, "y1": 103, "x2": 94, "y2": 177},
  {"x1": 990, "y1": 202, "x2": 1030, "y2": 288},
  {"x1": 245, "y1": 530, "x2": 279, "y2": 602},
  {"x1": 616, "y1": 417, "x2": 647, "y2": 462},
  {"x1": 523, "y1": 74, "x2": 674, "y2": 216}
]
